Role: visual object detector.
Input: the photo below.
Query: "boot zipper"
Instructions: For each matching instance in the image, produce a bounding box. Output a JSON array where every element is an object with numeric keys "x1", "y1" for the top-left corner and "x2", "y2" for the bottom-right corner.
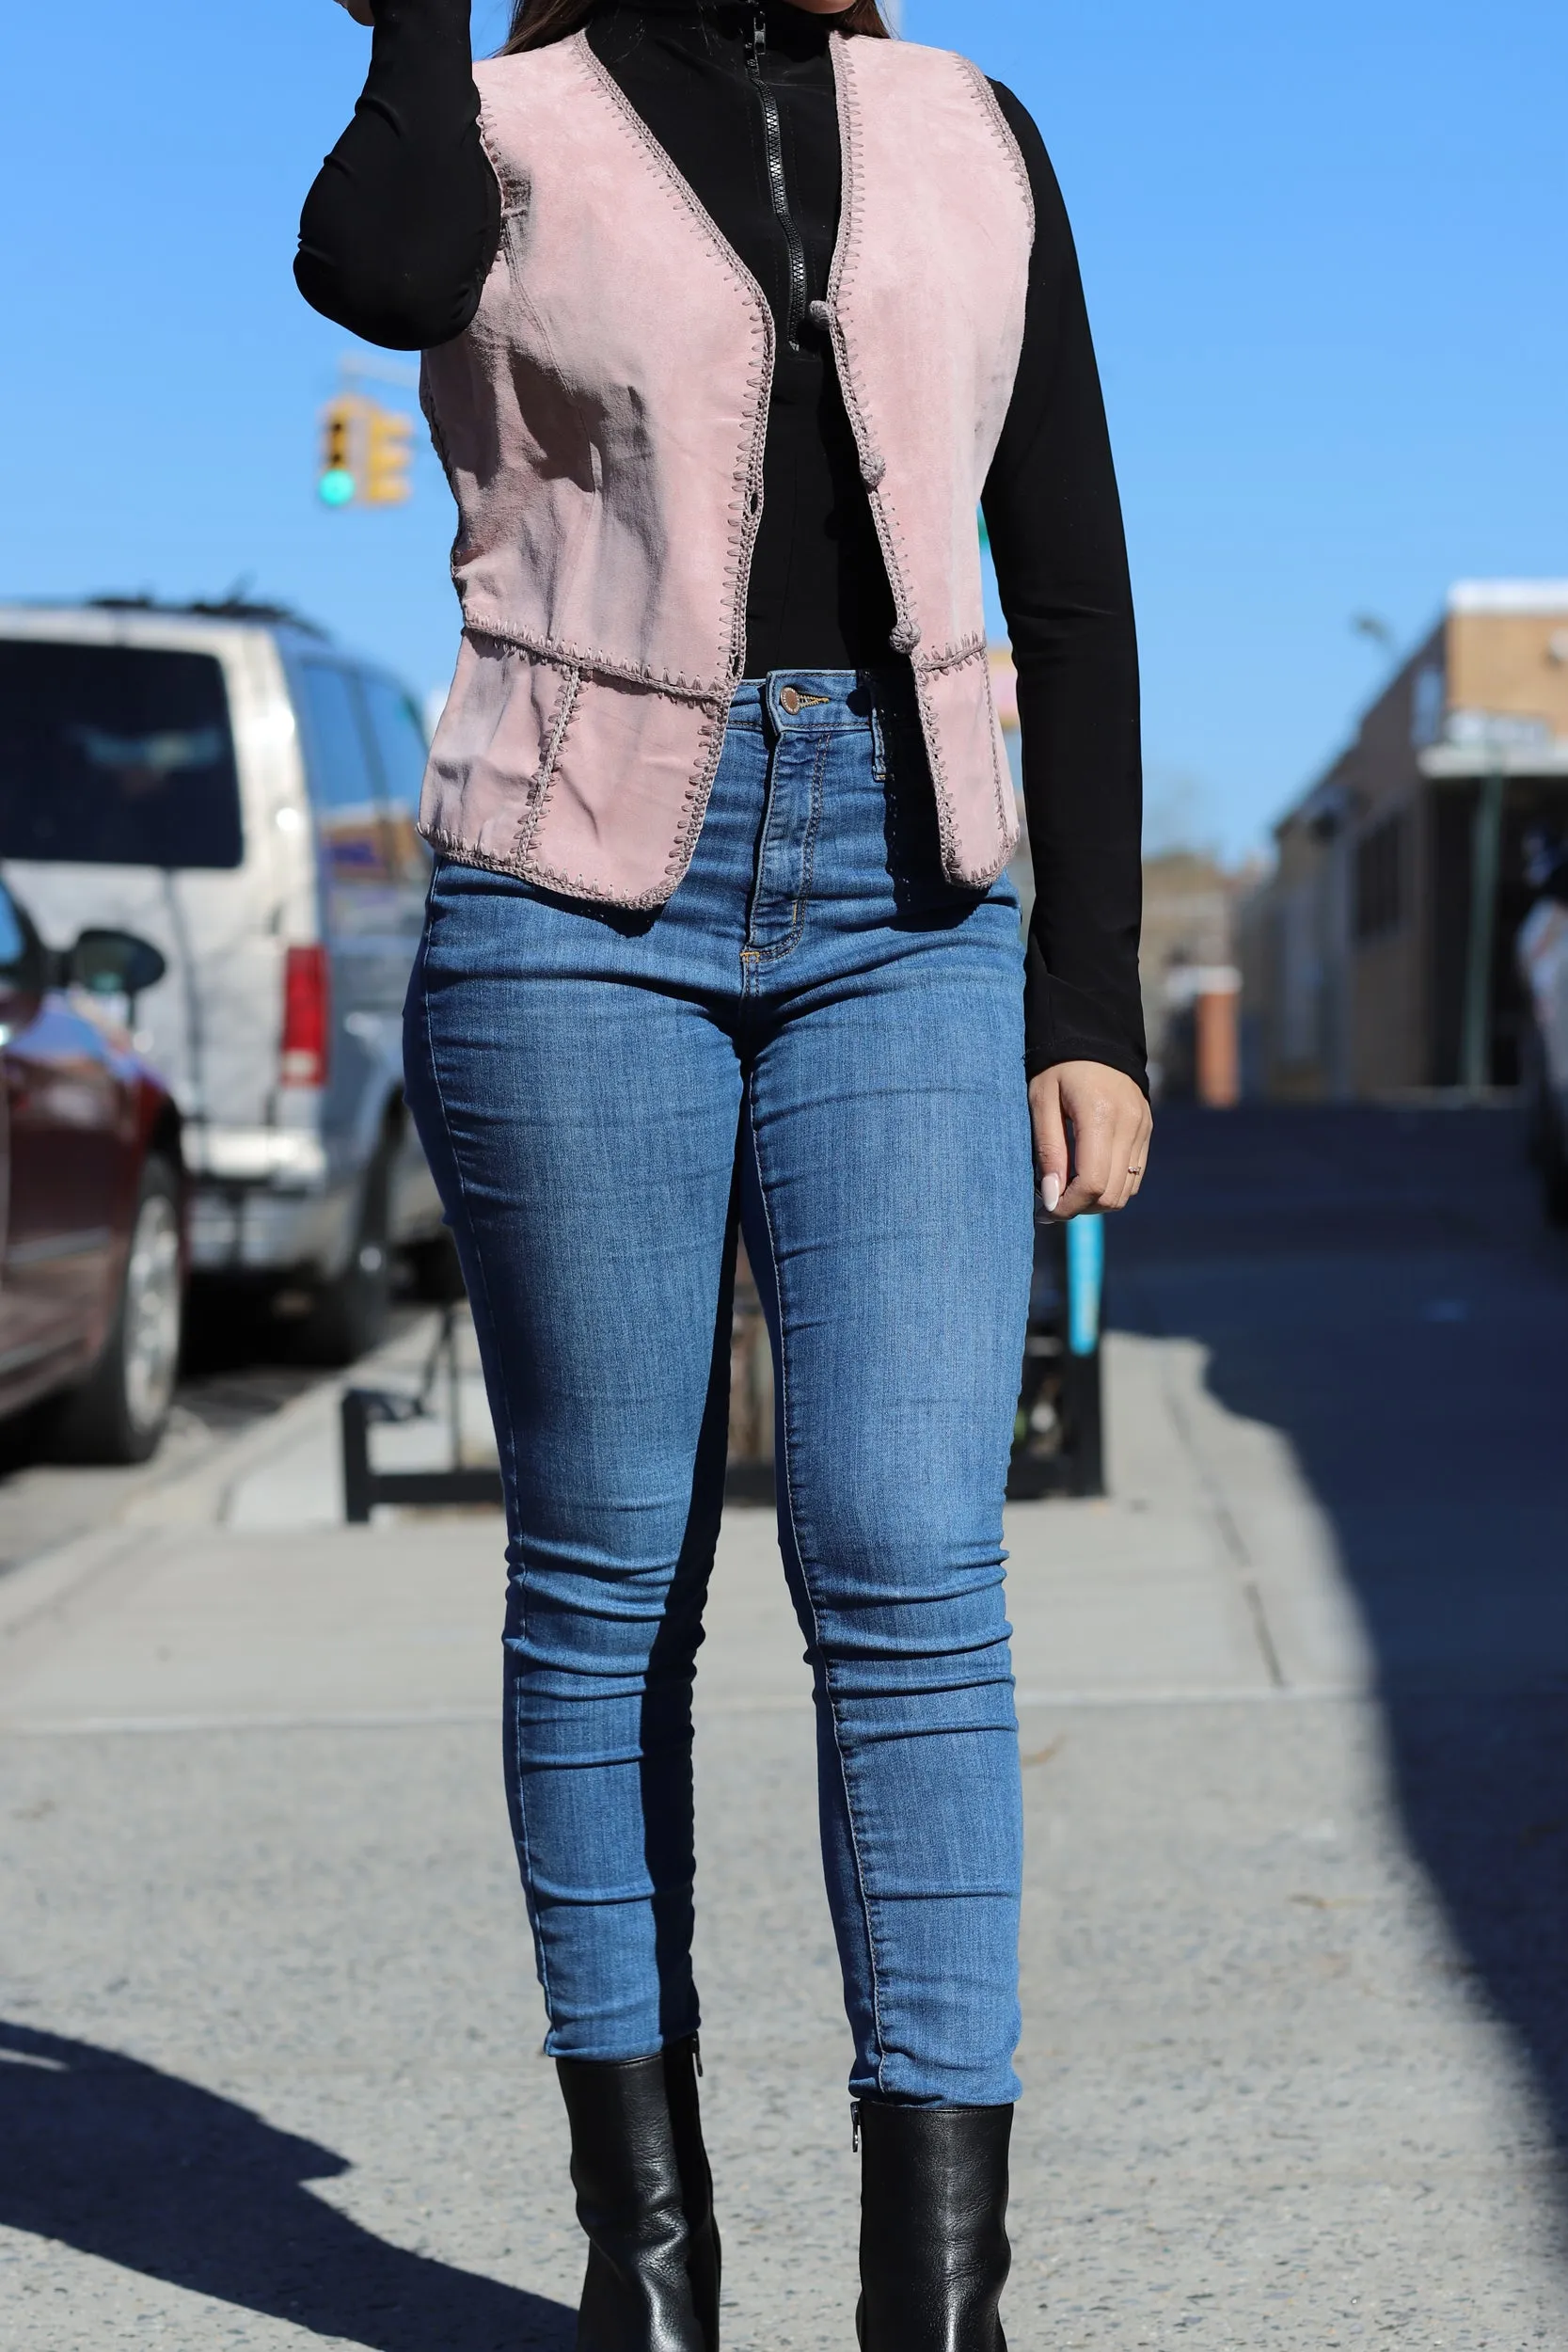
[{"x1": 743, "y1": 5, "x2": 810, "y2": 350}]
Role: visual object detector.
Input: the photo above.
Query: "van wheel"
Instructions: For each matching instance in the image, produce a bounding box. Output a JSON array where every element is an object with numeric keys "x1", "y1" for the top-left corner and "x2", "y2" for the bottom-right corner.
[
  {"x1": 57, "y1": 1156, "x2": 184, "y2": 1464},
  {"x1": 298, "y1": 1147, "x2": 393, "y2": 1366}
]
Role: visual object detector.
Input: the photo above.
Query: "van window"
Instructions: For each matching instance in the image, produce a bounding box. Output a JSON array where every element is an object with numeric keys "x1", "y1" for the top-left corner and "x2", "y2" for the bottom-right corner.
[
  {"x1": 360, "y1": 676, "x2": 428, "y2": 816},
  {"x1": 298, "y1": 662, "x2": 391, "y2": 887},
  {"x1": 359, "y1": 674, "x2": 431, "y2": 882},
  {"x1": 298, "y1": 662, "x2": 379, "y2": 812},
  {"x1": 0, "y1": 641, "x2": 243, "y2": 868}
]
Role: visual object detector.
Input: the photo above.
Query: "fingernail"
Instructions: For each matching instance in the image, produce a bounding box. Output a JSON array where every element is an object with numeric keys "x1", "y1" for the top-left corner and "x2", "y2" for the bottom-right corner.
[{"x1": 1041, "y1": 1174, "x2": 1061, "y2": 1215}]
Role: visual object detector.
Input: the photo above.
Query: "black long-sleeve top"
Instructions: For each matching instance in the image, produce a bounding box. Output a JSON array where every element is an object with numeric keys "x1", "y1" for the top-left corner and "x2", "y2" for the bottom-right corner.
[{"x1": 297, "y1": 0, "x2": 1147, "y2": 1089}]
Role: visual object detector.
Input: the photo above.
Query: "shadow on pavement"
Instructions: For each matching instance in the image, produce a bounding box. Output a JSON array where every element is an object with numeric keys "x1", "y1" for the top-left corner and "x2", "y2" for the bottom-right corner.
[
  {"x1": 1114, "y1": 1104, "x2": 1568, "y2": 2159},
  {"x1": 0, "y1": 2019, "x2": 575, "y2": 2350}
]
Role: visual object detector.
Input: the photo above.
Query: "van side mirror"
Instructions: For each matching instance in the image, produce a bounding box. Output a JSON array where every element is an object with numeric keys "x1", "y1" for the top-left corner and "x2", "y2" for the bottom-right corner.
[{"x1": 68, "y1": 929, "x2": 167, "y2": 1005}]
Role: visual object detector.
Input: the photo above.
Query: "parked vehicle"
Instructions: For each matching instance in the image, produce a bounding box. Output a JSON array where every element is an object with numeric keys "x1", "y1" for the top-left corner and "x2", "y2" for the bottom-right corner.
[
  {"x1": 0, "y1": 876, "x2": 184, "y2": 1459},
  {"x1": 0, "y1": 599, "x2": 449, "y2": 1362},
  {"x1": 1518, "y1": 828, "x2": 1568, "y2": 1226}
]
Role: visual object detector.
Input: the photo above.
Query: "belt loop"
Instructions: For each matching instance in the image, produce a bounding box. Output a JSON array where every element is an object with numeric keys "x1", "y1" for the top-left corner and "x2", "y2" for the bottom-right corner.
[{"x1": 868, "y1": 676, "x2": 889, "y2": 782}]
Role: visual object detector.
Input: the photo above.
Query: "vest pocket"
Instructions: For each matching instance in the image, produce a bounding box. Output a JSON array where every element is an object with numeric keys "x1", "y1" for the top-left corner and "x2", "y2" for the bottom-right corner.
[{"x1": 421, "y1": 634, "x2": 579, "y2": 875}]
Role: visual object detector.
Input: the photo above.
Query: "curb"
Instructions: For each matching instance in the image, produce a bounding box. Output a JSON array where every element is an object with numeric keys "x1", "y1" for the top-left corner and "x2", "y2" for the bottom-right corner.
[
  {"x1": 0, "y1": 1315, "x2": 447, "y2": 1645},
  {"x1": 115, "y1": 1312, "x2": 444, "y2": 1533}
]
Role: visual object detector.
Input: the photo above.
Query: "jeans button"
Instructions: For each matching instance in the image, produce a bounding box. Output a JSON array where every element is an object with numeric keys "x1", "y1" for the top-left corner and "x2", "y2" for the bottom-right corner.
[{"x1": 780, "y1": 686, "x2": 802, "y2": 715}]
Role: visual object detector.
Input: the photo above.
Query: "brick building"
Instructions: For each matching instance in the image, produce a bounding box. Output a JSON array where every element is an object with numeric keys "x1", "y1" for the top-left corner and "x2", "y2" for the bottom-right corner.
[{"x1": 1242, "y1": 581, "x2": 1568, "y2": 1097}]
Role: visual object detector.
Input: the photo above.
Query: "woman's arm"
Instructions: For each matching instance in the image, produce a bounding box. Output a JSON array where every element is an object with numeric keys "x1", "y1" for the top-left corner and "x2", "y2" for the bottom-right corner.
[
  {"x1": 982, "y1": 86, "x2": 1151, "y2": 1213},
  {"x1": 295, "y1": 0, "x2": 501, "y2": 351}
]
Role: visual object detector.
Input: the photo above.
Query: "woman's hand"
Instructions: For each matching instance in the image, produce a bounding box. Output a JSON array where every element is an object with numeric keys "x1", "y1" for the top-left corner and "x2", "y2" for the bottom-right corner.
[
  {"x1": 1029, "y1": 1061, "x2": 1152, "y2": 1220},
  {"x1": 334, "y1": 0, "x2": 376, "y2": 24}
]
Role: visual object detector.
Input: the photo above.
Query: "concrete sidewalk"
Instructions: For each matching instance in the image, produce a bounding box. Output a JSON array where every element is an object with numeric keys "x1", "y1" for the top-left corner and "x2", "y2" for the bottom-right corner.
[{"x1": 1, "y1": 1309, "x2": 1565, "y2": 2344}]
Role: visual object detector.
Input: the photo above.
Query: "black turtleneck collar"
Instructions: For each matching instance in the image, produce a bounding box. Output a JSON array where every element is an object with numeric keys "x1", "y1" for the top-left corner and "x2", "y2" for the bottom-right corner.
[
  {"x1": 592, "y1": 1, "x2": 847, "y2": 62},
  {"x1": 590, "y1": 4, "x2": 846, "y2": 81},
  {"x1": 611, "y1": 0, "x2": 847, "y2": 17}
]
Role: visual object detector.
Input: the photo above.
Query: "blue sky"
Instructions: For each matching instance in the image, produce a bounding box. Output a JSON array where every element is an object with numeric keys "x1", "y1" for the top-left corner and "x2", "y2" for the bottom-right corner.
[{"x1": 2, "y1": 0, "x2": 1562, "y2": 857}]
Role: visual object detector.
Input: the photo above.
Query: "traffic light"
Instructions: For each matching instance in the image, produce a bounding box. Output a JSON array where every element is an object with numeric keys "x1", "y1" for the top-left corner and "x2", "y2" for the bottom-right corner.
[
  {"x1": 318, "y1": 395, "x2": 364, "y2": 508},
  {"x1": 317, "y1": 392, "x2": 414, "y2": 510},
  {"x1": 363, "y1": 404, "x2": 415, "y2": 507}
]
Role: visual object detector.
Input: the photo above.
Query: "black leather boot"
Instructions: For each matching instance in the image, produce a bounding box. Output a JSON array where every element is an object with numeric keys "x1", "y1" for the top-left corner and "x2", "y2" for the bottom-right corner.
[
  {"x1": 855, "y1": 2100, "x2": 1012, "y2": 2351},
  {"x1": 556, "y1": 2036, "x2": 721, "y2": 2352}
]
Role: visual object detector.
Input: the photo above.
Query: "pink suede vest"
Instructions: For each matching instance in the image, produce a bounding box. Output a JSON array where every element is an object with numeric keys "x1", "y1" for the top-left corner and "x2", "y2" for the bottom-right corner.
[{"x1": 420, "y1": 29, "x2": 1034, "y2": 907}]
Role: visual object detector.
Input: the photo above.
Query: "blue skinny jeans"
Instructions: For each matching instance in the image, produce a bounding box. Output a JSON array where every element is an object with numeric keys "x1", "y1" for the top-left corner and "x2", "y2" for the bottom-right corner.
[{"x1": 404, "y1": 671, "x2": 1034, "y2": 2106}]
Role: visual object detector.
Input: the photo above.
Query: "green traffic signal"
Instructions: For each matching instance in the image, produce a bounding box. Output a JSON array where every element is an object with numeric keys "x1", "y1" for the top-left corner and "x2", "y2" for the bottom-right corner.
[{"x1": 318, "y1": 391, "x2": 412, "y2": 509}]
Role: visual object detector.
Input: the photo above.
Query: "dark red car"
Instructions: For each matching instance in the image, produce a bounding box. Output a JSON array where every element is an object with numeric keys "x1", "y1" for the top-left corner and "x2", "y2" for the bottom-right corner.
[{"x1": 0, "y1": 873, "x2": 185, "y2": 1461}]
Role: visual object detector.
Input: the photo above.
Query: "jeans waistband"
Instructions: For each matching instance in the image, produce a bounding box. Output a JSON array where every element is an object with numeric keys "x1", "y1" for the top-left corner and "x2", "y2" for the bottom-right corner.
[{"x1": 726, "y1": 669, "x2": 906, "y2": 733}]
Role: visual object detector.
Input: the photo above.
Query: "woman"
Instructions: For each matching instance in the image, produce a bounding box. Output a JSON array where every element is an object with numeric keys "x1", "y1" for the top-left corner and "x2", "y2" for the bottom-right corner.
[{"x1": 298, "y1": 2, "x2": 1150, "y2": 2344}]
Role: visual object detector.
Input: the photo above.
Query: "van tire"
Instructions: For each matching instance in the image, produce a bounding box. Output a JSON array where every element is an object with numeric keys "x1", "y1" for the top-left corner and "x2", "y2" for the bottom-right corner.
[
  {"x1": 298, "y1": 1146, "x2": 394, "y2": 1366},
  {"x1": 56, "y1": 1155, "x2": 184, "y2": 1464}
]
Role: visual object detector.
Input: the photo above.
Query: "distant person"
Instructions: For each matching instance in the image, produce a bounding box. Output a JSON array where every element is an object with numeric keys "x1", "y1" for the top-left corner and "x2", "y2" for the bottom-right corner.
[{"x1": 298, "y1": 0, "x2": 1149, "y2": 2343}]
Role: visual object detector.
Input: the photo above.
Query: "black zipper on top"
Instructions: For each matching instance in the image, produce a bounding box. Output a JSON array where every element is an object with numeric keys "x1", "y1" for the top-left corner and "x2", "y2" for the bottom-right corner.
[{"x1": 743, "y1": 5, "x2": 810, "y2": 350}]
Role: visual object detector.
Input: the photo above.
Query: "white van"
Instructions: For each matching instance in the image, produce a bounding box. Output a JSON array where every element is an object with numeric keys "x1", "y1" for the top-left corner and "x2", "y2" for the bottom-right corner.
[{"x1": 0, "y1": 598, "x2": 449, "y2": 1360}]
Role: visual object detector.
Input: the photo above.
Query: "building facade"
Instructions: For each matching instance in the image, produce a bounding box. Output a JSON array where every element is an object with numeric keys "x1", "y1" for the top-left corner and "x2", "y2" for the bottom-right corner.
[{"x1": 1243, "y1": 582, "x2": 1568, "y2": 1097}]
